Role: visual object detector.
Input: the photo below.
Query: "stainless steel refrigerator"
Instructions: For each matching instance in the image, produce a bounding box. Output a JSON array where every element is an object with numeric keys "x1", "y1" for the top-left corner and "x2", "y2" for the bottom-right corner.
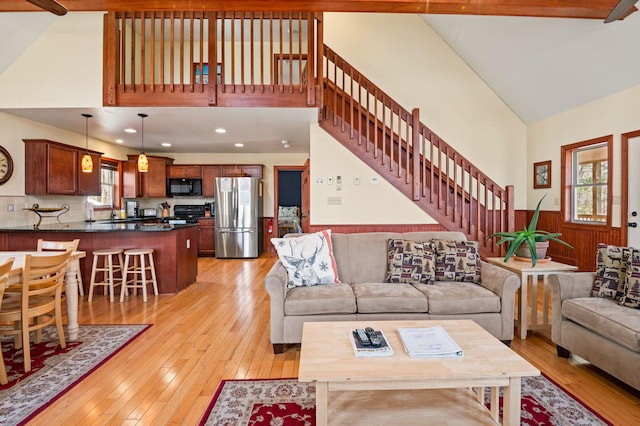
[{"x1": 214, "y1": 177, "x2": 263, "y2": 258}]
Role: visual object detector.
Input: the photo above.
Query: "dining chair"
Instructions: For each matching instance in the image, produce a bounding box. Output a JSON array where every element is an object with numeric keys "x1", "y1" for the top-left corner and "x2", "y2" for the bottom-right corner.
[
  {"x1": 37, "y1": 239, "x2": 84, "y2": 296},
  {"x1": 0, "y1": 257, "x2": 15, "y2": 385},
  {"x1": 0, "y1": 250, "x2": 71, "y2": 373}
]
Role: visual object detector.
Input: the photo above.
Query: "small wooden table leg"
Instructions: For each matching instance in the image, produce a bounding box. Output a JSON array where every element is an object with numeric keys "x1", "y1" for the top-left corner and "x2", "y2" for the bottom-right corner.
[
  {"x1": 490, "y1": 386, "x2": 499, "y2": 421},
  {"x1": 519, "y1": 273, "x2": 529, "y2": 339},
  {"x1": 315, "y1": 381, "x2": 328, "y2": 426},
  {"x1": 502, "y1": 377, "x2": 521, "y2": 426}
]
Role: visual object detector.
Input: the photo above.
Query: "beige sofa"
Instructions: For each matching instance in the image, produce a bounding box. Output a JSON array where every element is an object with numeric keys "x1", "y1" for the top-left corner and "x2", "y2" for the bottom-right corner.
[
  {"x1": 549, "y1": 273, "x2": 640, "y2": 390},
  {"x1": 264, "y1": 231, "x2": 520, "y2": 353}
]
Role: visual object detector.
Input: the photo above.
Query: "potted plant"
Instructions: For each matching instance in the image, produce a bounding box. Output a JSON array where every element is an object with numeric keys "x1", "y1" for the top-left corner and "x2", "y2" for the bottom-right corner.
[{"x1": 487, "y1": 195, "x2": 573, "y2": 266}]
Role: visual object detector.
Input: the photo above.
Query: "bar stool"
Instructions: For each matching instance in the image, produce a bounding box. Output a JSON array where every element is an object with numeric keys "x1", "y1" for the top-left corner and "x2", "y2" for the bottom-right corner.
[
  {"x1": 120, "y1": 248, "x2": 158, "y2": 302},
  {"x1": 88, "y1": 249, "x2": 124, "y2": 303}
]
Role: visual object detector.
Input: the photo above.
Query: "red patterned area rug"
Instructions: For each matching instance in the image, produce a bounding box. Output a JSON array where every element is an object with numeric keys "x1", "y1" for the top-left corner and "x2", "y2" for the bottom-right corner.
[
  {"x1": 199, "y1": 375, "x2": 613, "y2": 426},
  {"x1": 0, "y1": 324, "x2": 150, "y2": 426}
]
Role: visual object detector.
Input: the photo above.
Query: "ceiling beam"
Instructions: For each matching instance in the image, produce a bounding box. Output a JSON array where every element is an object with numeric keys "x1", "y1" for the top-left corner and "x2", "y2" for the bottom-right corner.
[{"x1": 0, "y1": 0, "x2": 635, "y2": 20}]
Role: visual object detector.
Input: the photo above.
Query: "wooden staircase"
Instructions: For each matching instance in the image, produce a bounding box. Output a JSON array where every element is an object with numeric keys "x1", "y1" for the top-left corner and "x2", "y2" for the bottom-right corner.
[{"x1": 319, "y1": 45, "x2": 514, "y2": 258}]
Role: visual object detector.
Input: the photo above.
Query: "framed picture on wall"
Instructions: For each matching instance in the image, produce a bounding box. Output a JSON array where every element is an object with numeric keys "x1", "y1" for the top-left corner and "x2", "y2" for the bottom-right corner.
[{"x1": 534, "y1": 160, "x2": 551, "y2": 189}]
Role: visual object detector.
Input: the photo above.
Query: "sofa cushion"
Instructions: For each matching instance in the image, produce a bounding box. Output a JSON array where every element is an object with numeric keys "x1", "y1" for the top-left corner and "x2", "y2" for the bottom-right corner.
[
  {"x1": 620, "y1": 248, "x2": 640, "y2": 309},
  {"x1": 592, "y1": 243, "x2": 628, "y2": 300},
  {"x1": 284, "y1": 283, "x2": 356, "y2": 316},
  {"x1": 562, "y1": 297, "x2": 640, "y2": 352},
  {"x1": 413, "y1": 282, "x2": 500, "y2": 314},
  {"x1": 432, "y1": 240, "x2": 482, "y2": 283},
  {"x1": 351, "y1": 282, "x2": 429, "y2": 313},
  {"x1": 385, "y1": 239, "x2": 436, "y2": 284},
  {"x1": 271, "y1": 230, "x2": 340, "y2": 290}
]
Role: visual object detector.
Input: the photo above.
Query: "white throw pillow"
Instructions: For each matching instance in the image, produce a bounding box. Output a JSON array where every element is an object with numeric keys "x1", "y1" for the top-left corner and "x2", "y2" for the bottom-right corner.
[{"x1": 271, "y1": 230, "x2": 340, "y2": 290}]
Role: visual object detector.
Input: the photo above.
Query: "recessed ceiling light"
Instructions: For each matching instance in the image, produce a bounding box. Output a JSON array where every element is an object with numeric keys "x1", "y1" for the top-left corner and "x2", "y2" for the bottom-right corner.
[
  {"x1": 161, "y1": 143, "x2": 171, "y2": 147},
  {"x1": 124, "y1": 128, "x2": 136, "y2": 133},
  {"x1": 215, "y1": 128, "x2": 226, "y2": 134},
  {"x1": 115, "y1": 139, "x2": 124, "y2": 144},
  {"x1": 234, "y1": 143, "x2": 244, "y2": 147}
]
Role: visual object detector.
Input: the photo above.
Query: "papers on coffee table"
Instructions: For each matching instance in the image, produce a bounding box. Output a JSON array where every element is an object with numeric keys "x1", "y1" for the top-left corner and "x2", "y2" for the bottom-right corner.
[
  {"x1": 396, "y1": 325, "x2": 463, "y2": 358},
  {"x1": 349, "y1": 329, "x2": 394, "y2": 357}
]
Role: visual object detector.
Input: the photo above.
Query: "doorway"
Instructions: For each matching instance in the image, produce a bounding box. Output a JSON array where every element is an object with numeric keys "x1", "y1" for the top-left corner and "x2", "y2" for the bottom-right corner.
[
  {"x1": 622, "y1": 130, "x2": 640, "y2": 247},
  {"x1": 274, "y1": 165, "x2": 307, "y2": 237}
]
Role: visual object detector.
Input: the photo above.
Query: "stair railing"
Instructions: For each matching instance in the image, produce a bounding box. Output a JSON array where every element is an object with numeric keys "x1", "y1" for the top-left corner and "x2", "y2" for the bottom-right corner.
[{"x1": 322, "y1": 45, "x2": 514, "y2": 251}]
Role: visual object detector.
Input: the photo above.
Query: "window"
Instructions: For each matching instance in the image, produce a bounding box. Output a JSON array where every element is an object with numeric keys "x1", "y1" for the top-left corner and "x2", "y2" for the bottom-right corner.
[
  {"x1": 561, "y1": 136, "x2": 612, "y2": 226},
  {"x1": 88, "y1": 159, "x2": 121, "y2": 209}
]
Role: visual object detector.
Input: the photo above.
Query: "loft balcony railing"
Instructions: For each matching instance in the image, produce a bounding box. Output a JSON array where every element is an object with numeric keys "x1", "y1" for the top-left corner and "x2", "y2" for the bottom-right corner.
[{"x1": 103, "y1": 11, "x2": 322, "y2": 107}]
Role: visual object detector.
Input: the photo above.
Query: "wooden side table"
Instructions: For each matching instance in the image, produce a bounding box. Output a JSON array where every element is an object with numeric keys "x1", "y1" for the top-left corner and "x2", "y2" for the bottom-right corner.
[{"x1": 486, "y1": 257, "x2": 577, "y2": 339}]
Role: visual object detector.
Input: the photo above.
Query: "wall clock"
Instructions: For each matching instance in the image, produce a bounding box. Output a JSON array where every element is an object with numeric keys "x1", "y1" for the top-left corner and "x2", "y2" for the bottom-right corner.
[{"x1": 0, "y1": 145, "x2": 14, "y2": 185}]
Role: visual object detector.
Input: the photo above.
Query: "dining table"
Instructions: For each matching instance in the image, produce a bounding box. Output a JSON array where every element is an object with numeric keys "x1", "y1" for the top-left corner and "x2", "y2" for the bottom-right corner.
[{"x1": 0, "y1": 250, "x2": 86, "y2": 341}]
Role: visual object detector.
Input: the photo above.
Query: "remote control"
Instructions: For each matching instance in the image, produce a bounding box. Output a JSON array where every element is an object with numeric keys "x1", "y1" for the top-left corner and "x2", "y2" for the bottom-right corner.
[
  {"x1": 354, "y1": 329, "x2": 371, "y2": 346},
  {"x1": 365, "y1": 327, "x2": 381, "y2": 347}
]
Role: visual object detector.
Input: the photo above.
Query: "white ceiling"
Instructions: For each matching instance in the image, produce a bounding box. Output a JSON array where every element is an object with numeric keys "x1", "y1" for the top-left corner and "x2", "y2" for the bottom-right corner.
[
  {"x1": 2, "y1": 11, "x2": 640, "y2": 153},
  {"x1": 422, "y1": 12, "x2": 640, "y2": 124}
]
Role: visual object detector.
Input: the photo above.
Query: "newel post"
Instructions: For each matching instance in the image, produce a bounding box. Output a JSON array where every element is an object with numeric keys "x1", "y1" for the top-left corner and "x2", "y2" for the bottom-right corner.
[{"x1": 412, "y1": 108, "x2": 421, "y2": 201}]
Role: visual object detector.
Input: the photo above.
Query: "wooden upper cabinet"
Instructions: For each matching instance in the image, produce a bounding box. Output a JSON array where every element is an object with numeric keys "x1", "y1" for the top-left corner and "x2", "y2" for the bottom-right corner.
[
  {"x1": 24, "y1": 139, "x2": 102, "y2": 196},
  {"x1": 167, "y1": 165, "x2": 202, "y2": 179},
  {"x1": 220, "y1": 164, "x2": 263, "y2": 179},
  {"x1": 201, "y1": 165, "x2": 221, "y2": 198},
  {"x1": 78, "y1": 152, "x2": 102, "y2": 195},
  {"x1": 123, "y1": 155, "x2": 173, "y2": 198}
]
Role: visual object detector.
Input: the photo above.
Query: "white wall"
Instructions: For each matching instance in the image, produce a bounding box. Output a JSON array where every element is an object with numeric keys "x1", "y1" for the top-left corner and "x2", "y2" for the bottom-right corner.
[
  {"x1": 0, "y1": 12, "x2": 103, "y2": 108},
  {"x1": 324, "y1": 13, "x2": 528, "y2": 208},
  {"x1": 310, "y1": 124, "x2": 436, "y2": 224},
  {"x1": 527, "y1": 84, "x2": 640, "y2": 226}
]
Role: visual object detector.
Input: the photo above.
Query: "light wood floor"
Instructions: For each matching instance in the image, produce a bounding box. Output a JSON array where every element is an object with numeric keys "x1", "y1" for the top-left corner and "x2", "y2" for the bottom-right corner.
[{"x1": 30, "y1": 253, "x2": 640, "y2": 425}]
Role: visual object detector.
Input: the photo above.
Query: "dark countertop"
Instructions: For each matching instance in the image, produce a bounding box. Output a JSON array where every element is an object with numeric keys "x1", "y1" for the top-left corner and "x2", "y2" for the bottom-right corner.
[{"x1": 0, "y1": 221, "x2": 199, "y2": 232}]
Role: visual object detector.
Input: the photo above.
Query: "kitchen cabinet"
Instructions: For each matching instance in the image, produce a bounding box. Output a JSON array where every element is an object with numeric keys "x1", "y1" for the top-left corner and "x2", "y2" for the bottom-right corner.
[
  {"x1": 220, "y1": 164, "x2": 263, "y2": 179},
  {"x1": 201, "y1": 165, "x2": 221, "y2": 197},
  {"x1": 123, "y1": 155, "x2": 173, "y2": 198},
  {"x1": 24, "y1": 139, "x2": 102, "y2": 196},
  {"x1": 198, "y1": 217, "x2": 215, "y2": 256},
  {"x1": 167, "y1": 165, "x2": 202, "y2": 179}
]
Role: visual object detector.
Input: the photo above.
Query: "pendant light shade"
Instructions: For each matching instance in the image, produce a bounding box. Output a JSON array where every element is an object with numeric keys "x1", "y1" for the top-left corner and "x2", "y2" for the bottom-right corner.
[
  {"x1": 81, "y1": 113, "x2": 93, "y2": 173},
  {"x1": 137, "y1": 113, "x2": 149, "y2": 173}
]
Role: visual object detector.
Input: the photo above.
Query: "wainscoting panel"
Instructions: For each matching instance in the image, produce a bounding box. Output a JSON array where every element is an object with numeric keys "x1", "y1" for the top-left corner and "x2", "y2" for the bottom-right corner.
[{"x1": 516, "y1": 210, "x2": 623, "y2": 271}]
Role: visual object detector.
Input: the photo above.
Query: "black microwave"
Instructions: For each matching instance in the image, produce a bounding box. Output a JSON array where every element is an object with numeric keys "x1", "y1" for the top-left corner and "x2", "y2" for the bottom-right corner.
[{"x1": 167, "y1": 178, "x2": 202, "y2": 196}]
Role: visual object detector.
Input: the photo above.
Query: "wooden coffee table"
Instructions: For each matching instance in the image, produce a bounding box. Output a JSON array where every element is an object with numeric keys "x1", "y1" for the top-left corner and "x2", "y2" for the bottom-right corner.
[{"x1": 298, "y1": 320, "x2": 539, "y2": 426}]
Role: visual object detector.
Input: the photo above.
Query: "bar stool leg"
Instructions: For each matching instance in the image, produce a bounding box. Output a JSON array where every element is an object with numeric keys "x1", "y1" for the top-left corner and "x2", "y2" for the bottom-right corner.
[
  {"x1": 148, "y1": 252, "x2": 159, "y2": 296},
  {"x1": 120, "y1": 253, "x2": 130, "y2": 302},
  {"x1": 88, "y1": 254, "x2": 99, "y2": 303}
]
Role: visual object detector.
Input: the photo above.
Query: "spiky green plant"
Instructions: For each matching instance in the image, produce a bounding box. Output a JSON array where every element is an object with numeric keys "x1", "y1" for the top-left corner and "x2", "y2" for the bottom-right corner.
[{"x1": 487, "y1": 195, "x2": 573, "y2": 266}]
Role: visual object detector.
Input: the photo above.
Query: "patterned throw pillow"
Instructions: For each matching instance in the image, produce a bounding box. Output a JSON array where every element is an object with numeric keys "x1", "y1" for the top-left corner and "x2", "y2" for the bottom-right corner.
[
  {"x1": 620, "y1": 248, "x2": 640, "y2": 309},
  {"x1": 271, "y1": 230, "x2": 340, "y2": 290},
  {"x1": 384, "y1": 239, "x2": 435, "y2": 284},
  {"x1": 591, "y1": 243, "x2": 628, "y2": 299},
  {"x1": 432, "y1": 239, "x2": 481, "y2": 283}
]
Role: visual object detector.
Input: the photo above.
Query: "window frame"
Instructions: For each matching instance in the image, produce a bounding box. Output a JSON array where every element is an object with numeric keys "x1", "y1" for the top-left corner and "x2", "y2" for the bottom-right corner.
[
  {"x1": 561, "y1": 135, "x2": 613, "y2": 227},
  {"x1": 89, "y1": 158, "x2": 122, "y2": 211}
]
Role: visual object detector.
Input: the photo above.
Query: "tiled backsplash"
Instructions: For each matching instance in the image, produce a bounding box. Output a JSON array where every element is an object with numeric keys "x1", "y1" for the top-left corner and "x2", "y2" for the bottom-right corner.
[{"x1": 0, "y1": 196, "x2": 216, "y2": 227}]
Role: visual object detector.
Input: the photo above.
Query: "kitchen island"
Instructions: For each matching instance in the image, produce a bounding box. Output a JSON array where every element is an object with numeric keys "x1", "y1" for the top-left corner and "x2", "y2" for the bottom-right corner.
[{"x1": 0, "y1": 221, "x2": 199, "y2": 294}]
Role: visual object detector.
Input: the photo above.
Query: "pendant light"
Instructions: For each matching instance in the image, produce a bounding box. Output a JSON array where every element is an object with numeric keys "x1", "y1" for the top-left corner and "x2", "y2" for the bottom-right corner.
[
  {"x1": 137, "y1": 113, "x2": 149, "y2": 173},
  {"x1": 81, "y1": 113, "x2": 93, "y2": 173}
]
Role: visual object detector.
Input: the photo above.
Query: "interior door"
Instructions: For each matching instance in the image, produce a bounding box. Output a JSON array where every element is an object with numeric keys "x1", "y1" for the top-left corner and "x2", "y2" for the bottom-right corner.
[{"x1": 628, "y1": 135, "x2": 640, "y2": 248}]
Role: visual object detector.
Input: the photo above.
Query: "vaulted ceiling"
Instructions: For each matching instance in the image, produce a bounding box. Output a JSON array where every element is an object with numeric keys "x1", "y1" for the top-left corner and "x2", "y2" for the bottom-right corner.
[{"x1": 1, "y1": 1, "x2": 639, "y2": 152}]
